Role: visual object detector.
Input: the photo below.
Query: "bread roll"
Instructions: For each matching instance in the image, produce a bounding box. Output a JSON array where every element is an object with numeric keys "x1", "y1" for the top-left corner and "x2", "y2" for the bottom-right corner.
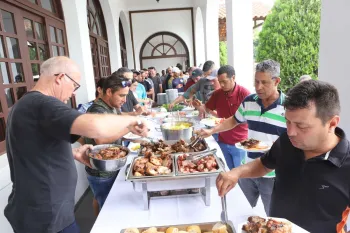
[
  {"x1": 178, "y1": 231, "x2": 188, "y2": 233},
  {"x1": 142, "y1": 227, "x2": 158, "y2": 233},
  {"x1": 125, "y1": 228, "x2": 140, "y2": 233},
  {"x1": 186, "y1": 225, "x2": 201, "y2": 233},
  {"x1": 212, "y1": 223, "x2": 227, "y2": 233},
  {"x1": 166, "y1": 227, "x2": 179, "y2": 233}
]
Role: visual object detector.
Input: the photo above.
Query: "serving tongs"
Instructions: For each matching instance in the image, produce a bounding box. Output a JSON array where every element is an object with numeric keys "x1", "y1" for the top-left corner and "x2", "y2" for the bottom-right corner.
[
  {"x1": 185, "y1": 148, "x2": 217, "y2": 161},
  {"x1": 220, "y1": 166, "x2": 236, "y2": 233},
  {"x1": 188, "y1": 135, "x2": 202, "y2": 149}
]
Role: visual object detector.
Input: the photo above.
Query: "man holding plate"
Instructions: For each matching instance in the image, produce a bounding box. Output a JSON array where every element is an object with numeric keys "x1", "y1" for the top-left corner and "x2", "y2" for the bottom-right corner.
[{"x1": 199, "y1": 60, "x2": 286, "y2": 215}]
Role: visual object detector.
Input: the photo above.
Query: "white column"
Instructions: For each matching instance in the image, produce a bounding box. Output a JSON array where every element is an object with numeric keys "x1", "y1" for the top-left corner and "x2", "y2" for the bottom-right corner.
[
  {"x1": 318, "y1": 0, "x2": 350, "y2": 134},
  {"x1": 61, "y1": 0, "x2": 95, "y2": 104},
  {"x1": 226, "y1": 0, "x2": 254, "y2": 92},
  {"x1": 202, "y1": 0, "x2": 220, "y2": 66},
  {"x1": 194, "y1": 7, "x2": 206, "y2": 67}
]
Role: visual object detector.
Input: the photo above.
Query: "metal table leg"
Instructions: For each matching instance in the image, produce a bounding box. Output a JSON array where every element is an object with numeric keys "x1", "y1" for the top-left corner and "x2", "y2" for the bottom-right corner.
[{"x1": 142, "y1": 182, "x2": 149, "y2": 210}]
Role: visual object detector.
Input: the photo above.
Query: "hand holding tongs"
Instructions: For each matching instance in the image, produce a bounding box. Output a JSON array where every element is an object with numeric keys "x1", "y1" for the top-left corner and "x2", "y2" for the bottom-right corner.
[{"x1": 188, "y1": 135, "x2": 202, "y2": 149}]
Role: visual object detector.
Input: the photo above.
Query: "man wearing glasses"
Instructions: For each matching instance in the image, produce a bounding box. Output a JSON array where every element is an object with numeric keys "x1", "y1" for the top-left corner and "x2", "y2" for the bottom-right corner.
[
  {"x1": 199, "y1": 60, "x2": 287, "y2": 216},
  {"x1": 4, "y1": 56, "x2": 149, "y2": 233}
]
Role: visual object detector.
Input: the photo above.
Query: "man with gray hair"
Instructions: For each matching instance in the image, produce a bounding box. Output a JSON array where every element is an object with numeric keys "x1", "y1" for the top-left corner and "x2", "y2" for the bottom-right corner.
[
  {"x1": 4, "y1": 56, "x2": 149, "y2": 233},
  {"x1": 198, "y1": 59, "x2": 287, "y2": 215}
]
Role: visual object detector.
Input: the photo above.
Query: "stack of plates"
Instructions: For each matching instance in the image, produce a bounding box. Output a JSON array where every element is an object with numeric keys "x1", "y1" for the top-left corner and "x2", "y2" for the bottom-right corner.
[
  {"x1": 166, "y1": 89, "x2": 178, "y2": 103},
  {"x1": 157, "y1": 93, "x2": 168, "y2": 105}
]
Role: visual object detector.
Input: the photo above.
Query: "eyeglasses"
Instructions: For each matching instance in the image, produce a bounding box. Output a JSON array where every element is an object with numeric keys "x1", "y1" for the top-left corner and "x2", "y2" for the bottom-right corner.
[
  {"x1": 54, "y1": 73, "x2": 80, "y2": 91},
  {"x1": 121, "y1": 80, "x2": 131, "y2": 88}
]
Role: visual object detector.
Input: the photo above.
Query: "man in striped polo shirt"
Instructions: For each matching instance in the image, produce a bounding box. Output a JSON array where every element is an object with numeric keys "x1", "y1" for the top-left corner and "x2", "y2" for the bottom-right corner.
[{"x1": 199, "y1": 60, "x2": 286, "y2": 215}]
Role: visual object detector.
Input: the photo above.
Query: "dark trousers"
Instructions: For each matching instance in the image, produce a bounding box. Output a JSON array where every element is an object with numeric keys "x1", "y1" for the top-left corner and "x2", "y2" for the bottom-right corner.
[{"x1": 238, "y1": 177, "x2": 275, "y2": 216}]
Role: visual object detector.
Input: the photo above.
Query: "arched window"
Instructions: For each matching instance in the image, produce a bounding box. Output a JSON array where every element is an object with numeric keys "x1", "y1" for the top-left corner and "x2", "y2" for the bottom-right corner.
[
  {"x1": 119, "y1": 19, "x2": 127, "y2": 68},
  {"x1": 139, "y1": 32, "x2": 189, "y2": 70},
  {"x1": 87, "y1": 0, "x2": 110, "y2": 84}
]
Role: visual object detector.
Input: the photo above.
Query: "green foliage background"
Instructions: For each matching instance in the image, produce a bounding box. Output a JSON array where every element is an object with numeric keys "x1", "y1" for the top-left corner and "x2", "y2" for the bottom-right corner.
[
  {"x1": 219, "y1": 41, "x2": 227, "y2": 66},
  {"x1": 256, "y1": 0, "x2": 321, "y2": 92}
]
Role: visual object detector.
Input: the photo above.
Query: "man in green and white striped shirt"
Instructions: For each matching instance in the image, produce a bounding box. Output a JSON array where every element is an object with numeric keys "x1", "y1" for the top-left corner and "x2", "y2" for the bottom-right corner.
[{"x1": 199, "y1": 60, "x2": 286, "y2": 215}]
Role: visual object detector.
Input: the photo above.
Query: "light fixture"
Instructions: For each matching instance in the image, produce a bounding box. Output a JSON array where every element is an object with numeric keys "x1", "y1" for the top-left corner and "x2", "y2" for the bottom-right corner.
[{"x1": 156, "y1": 0, "x2": 160, "y2": 2}]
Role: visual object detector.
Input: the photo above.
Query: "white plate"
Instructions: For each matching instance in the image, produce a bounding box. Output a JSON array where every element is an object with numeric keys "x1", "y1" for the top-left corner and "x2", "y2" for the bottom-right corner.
[
  {"x1": 238, "y1": 217, "x2": 310, "y2": 233},
  {"x1": 200, "y1": 118, "x2": 223, "y2": 127},
  {"x1": 123, "y1": 132, "x2": 142, "y2": 140},
  {"x1": 182, "y1": 106, "x2": 195, "y2": 111},
  {"x1": 235, "y1": 141, "x2": 273, "y2": 153}
]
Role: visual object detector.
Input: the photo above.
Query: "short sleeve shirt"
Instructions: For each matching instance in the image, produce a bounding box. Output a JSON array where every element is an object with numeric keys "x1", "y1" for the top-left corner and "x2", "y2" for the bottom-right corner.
[
  {"x1": 191, "y1": 78, "x2": 217, "y2": 103},
  {"x1": 260, "y1": 128, "x2": 350, "y2": 233},
  {"x1": 121, "y1": 90, "x2": 138, "y2": 112},
  {"x1": 234, "y1": 91, "x2": 287, "y2": 177},
  {"x1": 172, "y1": 77, "x2": 185, "y2": 92},
  {"x1": 205, "y1": 84, "x2": 250, "y2": 144},
  {"x1": 151, "y1": 76, "x2": 161, "y2": 95},
  {"x1": 5, "y1": 91, "x2": 82, "y2": 233},
  {"x1": 139, "y1": 81, "x2": 152, "y2": 92}
]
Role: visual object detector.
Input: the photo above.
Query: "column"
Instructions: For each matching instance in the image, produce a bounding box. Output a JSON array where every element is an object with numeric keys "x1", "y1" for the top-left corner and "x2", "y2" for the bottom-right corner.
[
  {"x1": 61, "y1": 0, "x2": 95, "y2": 104},
  {"x1": 318, "y1": 0, "x2": 350, "y2": 134},
  {"x1": 226, "y1": 0, "x2": 254, "y2": 92},
  {"x1": 101, "y1": 0, "x2": 124, "y2": 72},
  {"x1": 202, "y1": 0, "x2": 220, "y2": 67}
]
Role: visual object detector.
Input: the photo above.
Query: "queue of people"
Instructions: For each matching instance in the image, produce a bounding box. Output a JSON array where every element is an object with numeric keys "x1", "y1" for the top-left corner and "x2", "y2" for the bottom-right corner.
[{"x1": 4, "y1": 55, "x2": 350, "y2": 233}]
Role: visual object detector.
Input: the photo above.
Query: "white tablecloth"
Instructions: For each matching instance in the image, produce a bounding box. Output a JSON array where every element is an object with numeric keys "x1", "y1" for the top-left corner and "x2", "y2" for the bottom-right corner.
[{"x1": 90, "y1": 117, "x2": 262, "y2": 233}]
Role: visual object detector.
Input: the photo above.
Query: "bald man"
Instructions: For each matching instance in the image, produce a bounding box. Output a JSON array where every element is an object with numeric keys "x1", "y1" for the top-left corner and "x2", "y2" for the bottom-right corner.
[{"x1": 4, "y1": 56, "x2": 149, "y2": 233}]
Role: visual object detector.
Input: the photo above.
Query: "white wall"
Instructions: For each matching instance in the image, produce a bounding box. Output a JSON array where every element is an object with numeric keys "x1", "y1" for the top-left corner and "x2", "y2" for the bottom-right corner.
[
  {"x1": 130, "y1": 10, "x2": 194, "y2": 70},
  {"x1": 0, "y1": 155, "x2": 12, "y2": 233},
  {"x1": 194, "y1": 7, "x2": 206, "y2": 67},
  {"x1": 318, "y1": 0, "x2": 350, "y2": 134},
  {"x1": 125, "y1": 0, "x2": 194, "y2": 10}
]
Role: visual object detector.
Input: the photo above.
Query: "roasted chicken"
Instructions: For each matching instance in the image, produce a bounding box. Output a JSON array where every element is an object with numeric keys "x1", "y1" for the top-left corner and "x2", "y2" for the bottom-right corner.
[{"x1": 133, "y1": 152, "x2": 172, "y2": 177}]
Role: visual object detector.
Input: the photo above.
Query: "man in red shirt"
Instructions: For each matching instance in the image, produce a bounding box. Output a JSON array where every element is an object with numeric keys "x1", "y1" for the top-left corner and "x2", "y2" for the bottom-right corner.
[
  {"x1": 198, "y1": 65, "x2": 250, "y2": 169},
  {"x1": 184, "y1": 68, "x2": 203, "y2": 91}
]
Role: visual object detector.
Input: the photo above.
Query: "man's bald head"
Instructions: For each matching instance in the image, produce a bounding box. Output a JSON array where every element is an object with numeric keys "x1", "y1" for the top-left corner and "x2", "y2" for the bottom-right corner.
[{"x1": 40, "y1": 56, "x2": 80, "y2": 77}]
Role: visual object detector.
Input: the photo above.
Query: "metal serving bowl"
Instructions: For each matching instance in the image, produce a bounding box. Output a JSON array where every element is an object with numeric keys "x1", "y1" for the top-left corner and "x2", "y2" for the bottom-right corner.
[
  {"x1": 86, "y1": 144, "x2": 130, "y2": 172},
  {"x1": 162, "y1": 117, "x2": 191, "y2": 123},
  {"x1": 160, "y1": 121, "x2": 194, "y2": 141}
]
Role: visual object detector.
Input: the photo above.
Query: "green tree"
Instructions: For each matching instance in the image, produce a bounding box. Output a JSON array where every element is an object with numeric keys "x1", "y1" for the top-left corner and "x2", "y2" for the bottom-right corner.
[
  {"x1": 256, "y1": 0, "x2": 321, "y2": 92},
  {"x1": 219, "y1": 41, "x2": 227, "y2": 66}
]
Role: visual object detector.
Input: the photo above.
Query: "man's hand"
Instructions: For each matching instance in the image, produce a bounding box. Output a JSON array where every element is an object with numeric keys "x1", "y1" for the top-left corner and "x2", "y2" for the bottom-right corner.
[
  {"x1": 127, "y1": 119, "x2": 149, "y2": 137},
  {"x1": 73, "y1": 144, "x2": 93, "y2": 168},
  {"x1": 216, "y1": 171, "x2": 240, "y2": 197},
  {"x1": 169, "y1": 103, "x2": 175, "y2": 110},
  {"x1": 198, "y1": 128, "x2": 213, "y2": 138},
  {"x1": 192, "y1": 99, "x2": 202, "y2": 107}
]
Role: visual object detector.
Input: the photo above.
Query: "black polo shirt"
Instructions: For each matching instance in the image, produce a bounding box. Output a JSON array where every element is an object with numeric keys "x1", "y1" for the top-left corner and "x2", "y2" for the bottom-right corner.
[{"x1": 261, "y1": 127, "x2": 350, "y2": 233}]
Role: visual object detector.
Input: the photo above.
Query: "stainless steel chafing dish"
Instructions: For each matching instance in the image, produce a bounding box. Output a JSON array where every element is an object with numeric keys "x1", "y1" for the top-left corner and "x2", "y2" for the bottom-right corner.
[
  {"x1": 137, "y1": 139, "x2": 209, "y2": 157},
  {"x1": 125, "y1": 150, "x2": 225, "y2": 210}
]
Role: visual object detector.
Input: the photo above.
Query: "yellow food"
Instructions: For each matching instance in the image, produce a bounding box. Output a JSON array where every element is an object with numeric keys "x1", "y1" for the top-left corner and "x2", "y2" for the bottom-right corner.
[
  {"x1": 166, "y1": 227, "x2": 179, "y2": 233},
  {"x1": 131, "y1": 144, "x2": 141, "y2": 151},
  {"x1": 164, "y1": 123, "x2": 192, "y2": 130},
  {"x1": 187, "y1": 225, "x2": 201, "y2": 233}
]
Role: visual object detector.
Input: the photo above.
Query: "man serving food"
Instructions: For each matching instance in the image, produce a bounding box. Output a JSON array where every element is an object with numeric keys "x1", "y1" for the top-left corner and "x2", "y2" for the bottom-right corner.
[
  {"x1": 217, "y1": 80, "x2": 350, "y2": 233},
  {"x1": 199, "y1": 60, "x2": 286, "y2": 215}
]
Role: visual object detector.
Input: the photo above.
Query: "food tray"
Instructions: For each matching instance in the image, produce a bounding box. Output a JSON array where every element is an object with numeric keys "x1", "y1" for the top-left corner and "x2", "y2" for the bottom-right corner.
[
  {"x1": 175, "y1": 152, "x2": 225, "y2": 177},
  {"x1": 125, "y1": 155, "x2": 176, "y2": 182},
  {"x1": 120, "y1": 221, "x2": 236, "y2": 233},
  {"x1": 137, "y1": 139, "x2": 209, "y2": 157}
]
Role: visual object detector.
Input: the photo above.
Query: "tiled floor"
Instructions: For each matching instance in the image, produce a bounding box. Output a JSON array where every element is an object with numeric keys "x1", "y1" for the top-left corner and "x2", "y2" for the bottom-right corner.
[{"x1": 75, "y1": 189, "x2": 96, "y2": 233}]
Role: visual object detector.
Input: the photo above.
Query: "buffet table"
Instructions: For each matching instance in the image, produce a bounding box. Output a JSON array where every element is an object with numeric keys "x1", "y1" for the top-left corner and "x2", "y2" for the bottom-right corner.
[{"x1": 90, "y1": 116, "x2": 264, "y2": 233}]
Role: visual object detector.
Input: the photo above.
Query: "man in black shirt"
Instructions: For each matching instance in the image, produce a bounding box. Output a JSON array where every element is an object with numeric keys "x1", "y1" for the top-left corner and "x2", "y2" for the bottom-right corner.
[
  {"x1": 148, "y1": 66, "x2": 162, "y2": 101},
  {"x1": 216, "y1": 80, "x2": 350, "y2": 233},
  {"x1": 5, "y1": 56, "x2": 149, "y2": 233}
]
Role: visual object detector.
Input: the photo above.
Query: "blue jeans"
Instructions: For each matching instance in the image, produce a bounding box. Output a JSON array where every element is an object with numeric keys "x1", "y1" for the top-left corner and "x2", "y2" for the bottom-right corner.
[
  {"x1": 218, "y1": 142, "x2": 246, "y2": 169},
  {"x1": 212, "y1": 133, "x2": 219, "y2": 142},
  {"x1": 58, "y1": 221, "x2": 80, "y2": 233},
  {"x1": 87, "y1": 173, "x2": 118, "y2": 210}
]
